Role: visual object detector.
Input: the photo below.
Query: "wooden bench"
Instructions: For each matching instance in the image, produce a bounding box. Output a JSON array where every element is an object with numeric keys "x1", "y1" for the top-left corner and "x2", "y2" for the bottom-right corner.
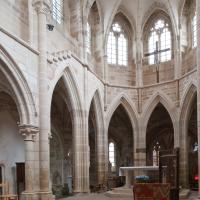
[{"x1": 0, "y1": 182, "x2": 18, "y2": 200}]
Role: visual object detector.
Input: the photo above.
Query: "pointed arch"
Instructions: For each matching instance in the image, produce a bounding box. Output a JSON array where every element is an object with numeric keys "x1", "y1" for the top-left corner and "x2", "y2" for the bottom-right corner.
[
  {"x1": 178, "y1": 0, "x2": 196, "y2": 18},
  {"x1": 84, "y1": 0, "x2": 103, "y2": 26},
  {"x1": 91, "y1": 90, "x2": 104, "y2": 128},
  {"x1": 179, "y1": 83, "x2": 197, "y2": 187},
  {"x1": 180, "y1": 82, "x2": 197, "y2": 116},
  {"x1": 49, "y1": 66, "x2": 87, "y2": 192},
  {"x1": 49, "y1": 66, "x2": 84, "y2": 115},
  {"x1": 142, "y1": 92, "x2": 177, "y2": 126},
  {"x1": 104, "y1": 0, "x2": 121, "y2": 43},
  {"x1": 104, "y1": 7, "x2": 135, "y2": 51},
  {"x1": 142, "y1": 2, "x2": 178, "y2": 37},
  {"x1": 88, "y1": 89, "x2": 106, "y2": 184},
  {"x1": 141, "y1": 92, "x2": 178, "y2": 147},
  {"x1": 62, "y1": 68, "x2": 84, "y2": 116},
  {"x1": 180, "y1": 83, "x2": 197, "y2": 141},
  {"x1": 179, "y1": 0, "x2": 187, "y2": 17},
  {"x1": 106, "y1": 93, "x2": 139, "y2": 135},
  {"x1": 0, "y1": 44, "x2": 37, "y2": 125}
]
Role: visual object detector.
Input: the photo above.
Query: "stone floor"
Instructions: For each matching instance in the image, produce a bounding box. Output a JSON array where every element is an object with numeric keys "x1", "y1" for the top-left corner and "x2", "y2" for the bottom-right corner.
[
  {"x1": 60, "y1": 191, "x2": 199, "y2": 200},
  {"x1": 60, "y1": 193, "x2": 131, "y2": 200}
]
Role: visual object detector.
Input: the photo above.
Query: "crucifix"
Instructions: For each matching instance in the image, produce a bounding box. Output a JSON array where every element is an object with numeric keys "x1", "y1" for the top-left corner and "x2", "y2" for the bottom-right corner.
[{"x1": 145, "y1": 41, "x2": 170, "y2": 83}]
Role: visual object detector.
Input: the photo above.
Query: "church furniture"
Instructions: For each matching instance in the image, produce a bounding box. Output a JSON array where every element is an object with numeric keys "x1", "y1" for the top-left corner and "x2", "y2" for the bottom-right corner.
[
  {"x1": 0, "y1": 182, "x2": 18, "y2": 200},
  {"x1": 119, "y1": 166, "x2": 159, "y2": 188},
  {"x1": 159, "y1": 148, "x2": 179, "y2": 200},
  {"x1": 133, "y1": 183, "x2": 170, "y2": 200}
]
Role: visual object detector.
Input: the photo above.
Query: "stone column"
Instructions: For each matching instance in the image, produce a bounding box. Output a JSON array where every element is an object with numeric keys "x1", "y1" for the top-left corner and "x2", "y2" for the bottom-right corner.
[
  {"x1": 135, "y1": 32, "x2": 143, "y2": 88},
  {"x1": 73, "y1": 110, "x2": 90, "y2": 193},
  {"x1": 28, "y1": 0, "x2": 34, "y2": 46},
  {"x1": 174, "y1": 34, "x2": 182, "y2": 80},
  {"x1": 19, "y1": 124, "x2": 38, "y2": 199},
  {"x1": 197, "y1": 0, "x2": 200, "y2": 196},
  {"x1": 32, "y1": 1, "x2": 53, "y2": 199},
  {"x1": 103, "y1": 54, "x2": 108, "y2": 111},
  {"x1": 134, "y1": 123, "x2": 146, "y2": 167},
  {"x1": 135, "y1": 0, "x2": 143, "y2": 88}
]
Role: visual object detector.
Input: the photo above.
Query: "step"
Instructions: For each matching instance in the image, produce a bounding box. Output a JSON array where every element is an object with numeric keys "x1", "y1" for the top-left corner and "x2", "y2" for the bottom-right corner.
[
  {"x1": 112, "y1": 187, "x2": 133, "y2": 194},
  {"x1": 179, "y1": 189, "x2": 190, "y2": 200},
  {"x1": 105, "y1": 191, "x2": 133, "y2": 198}
]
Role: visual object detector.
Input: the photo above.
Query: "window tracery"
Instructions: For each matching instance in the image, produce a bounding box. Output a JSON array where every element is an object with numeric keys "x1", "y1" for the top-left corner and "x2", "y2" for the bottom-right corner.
[
  {"x1": 148, "y1": 19, "x2": 172, "y2": 65},
  {"x1": 107, "y1": 22, "x2": 128, "y2": 66}
]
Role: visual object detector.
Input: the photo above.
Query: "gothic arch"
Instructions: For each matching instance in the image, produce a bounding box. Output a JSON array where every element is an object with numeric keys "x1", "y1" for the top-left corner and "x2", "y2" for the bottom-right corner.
[
  {"x1": 179, "y1": 83, "x2": 197, "y2": 187},
  {"x1": 89, "y1": 89, "x2": 106, "y2": 184},
  {"x1": 106, "y1": 93, "x2": 139, "y2": 136},
  {"x1": 89, "y1": 90, "x2": 104, "y2": 125},
  {"x1": 179, "y1": 83, "x2": 197, "y2": 146},
  {"x1": 141, "y1": 92, "x2": 178, "y2": 147},
  {"x1": 179, "y1": 0, "x2": 196, "y2": 17},
  {"x1": 49, "y1": 66, "x2": 87, "y2": 192},
  {"x1": 180, "y1": 82, "x2": 197, "y2": 120},
  {"x1": 179, "y1": 0, "x2": 187, "y2": 17},
  {"x1": 84, "y1": 0, "x2": 103, "y2": 25},
  {"x1": 104, "y1": 6, "x2": 136, "y2": 50},
  {"x1": 50, "y1": 66, "x2": 84, "y2": 115},
  {"x1": 0, "y1": 44, "x2": 36, "y2": 125},
  {"x1": 142, "y1": 2, "x2": 178, "y2": 37},
  {"x1": 104, "y1": 0, "x2": 121, "y2": 42}
]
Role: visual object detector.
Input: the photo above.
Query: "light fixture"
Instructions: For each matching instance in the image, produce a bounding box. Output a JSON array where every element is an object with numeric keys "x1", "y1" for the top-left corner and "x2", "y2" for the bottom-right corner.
[{"x1": 47, "y1": 24, "x2": 54, "y2": 31}]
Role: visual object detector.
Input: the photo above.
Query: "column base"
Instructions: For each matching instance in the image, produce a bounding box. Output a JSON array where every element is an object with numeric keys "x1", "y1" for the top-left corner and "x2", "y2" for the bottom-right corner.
[
  {"x1": 37, "y1": 191, "x2": 55, "y2": 200},
  {"x1": 21, "y1": 191, "x2": 40, "y2": 200}
]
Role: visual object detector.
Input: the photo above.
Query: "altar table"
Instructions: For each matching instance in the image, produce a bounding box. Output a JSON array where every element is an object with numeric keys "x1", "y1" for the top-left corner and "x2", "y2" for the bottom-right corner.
[{"x1": 119, "y1": 166, "x2": 159, "y2": 188}]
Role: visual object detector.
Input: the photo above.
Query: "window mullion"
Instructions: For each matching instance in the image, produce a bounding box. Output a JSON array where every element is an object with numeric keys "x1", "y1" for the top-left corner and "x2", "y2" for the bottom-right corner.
[
  {"x1": 116, "y1": 34, "x2": 118, "y2": 65},
  {"x1": 158, "y1": 34, "x2": 161, "y2": 63}
]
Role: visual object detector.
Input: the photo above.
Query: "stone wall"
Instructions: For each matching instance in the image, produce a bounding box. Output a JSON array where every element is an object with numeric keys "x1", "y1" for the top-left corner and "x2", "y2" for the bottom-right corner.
[{"x1": 0, "y1": 0, "x2": 199, "y2": 196}]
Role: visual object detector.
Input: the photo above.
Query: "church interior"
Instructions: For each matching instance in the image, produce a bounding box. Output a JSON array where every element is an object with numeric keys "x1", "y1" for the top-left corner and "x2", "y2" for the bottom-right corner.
[{"x1": 0, "y1": 0, "x2": 200, "y2": 199}]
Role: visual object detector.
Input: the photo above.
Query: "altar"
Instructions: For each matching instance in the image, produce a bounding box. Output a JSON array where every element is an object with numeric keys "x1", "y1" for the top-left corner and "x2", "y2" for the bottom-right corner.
[{"x1": 119, "y1": 166, "x2": 159, "y2": 188}]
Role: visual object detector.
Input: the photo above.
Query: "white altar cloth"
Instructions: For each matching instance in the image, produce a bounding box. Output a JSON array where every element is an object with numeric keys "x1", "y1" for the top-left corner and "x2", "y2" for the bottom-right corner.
[
  {"x1": 119, "y1": 166, "x2": 159, "y2": 188},
  {"x1": 119, "y1": 166, "x2": 159, "y2": 176}
]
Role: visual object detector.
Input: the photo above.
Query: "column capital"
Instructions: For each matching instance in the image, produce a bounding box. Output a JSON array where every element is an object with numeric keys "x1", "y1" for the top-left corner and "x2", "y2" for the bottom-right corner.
[
  {"x1": 32, "y1": 0, "x2": 51, "y2": 15},
  {"x1": 19, "y1": 124, "x2": 39, "y2": 142}
]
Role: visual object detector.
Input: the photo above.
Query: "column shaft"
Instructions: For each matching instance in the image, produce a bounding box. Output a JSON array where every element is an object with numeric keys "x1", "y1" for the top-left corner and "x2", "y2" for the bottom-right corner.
[
  {"x1": 196, "y1": 0, "x2": 200, "y2": 196},
  {"x1": 38, "y1": 9, "x2": 50, "y2": 192},
  {"x1": 33, "y1": 1, "x2": 52, "y2": 198},
  {"x1": 19, "y1": 125, "x2": 38, "y2": 200}
]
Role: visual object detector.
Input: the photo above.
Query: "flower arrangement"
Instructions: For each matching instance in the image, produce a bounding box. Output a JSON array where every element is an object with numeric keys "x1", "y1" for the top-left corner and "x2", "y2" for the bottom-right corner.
[{"x1": 135, "y1": 175, "x2": 150, "y2": 183}]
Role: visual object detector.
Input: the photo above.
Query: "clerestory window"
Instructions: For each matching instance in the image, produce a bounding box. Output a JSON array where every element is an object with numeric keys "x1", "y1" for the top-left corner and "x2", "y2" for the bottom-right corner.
[
  {"x1": 52, "y1": 0, "x2": 63, "y2": 24},
  {"x1": 107, "y1": 23, "x2": 128, "y2": 66},
  {"x1": 86, "y1": 22, "x2": 91, "y2": 54},
  {"x1": 148, "y1": 19, "x2": 172, "y2": 65}
]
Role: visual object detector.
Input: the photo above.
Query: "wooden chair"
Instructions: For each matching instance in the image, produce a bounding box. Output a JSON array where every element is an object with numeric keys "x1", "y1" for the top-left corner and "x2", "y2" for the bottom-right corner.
[{"x1": 0, "y1": 182, "x2": 18, "y2": 200}]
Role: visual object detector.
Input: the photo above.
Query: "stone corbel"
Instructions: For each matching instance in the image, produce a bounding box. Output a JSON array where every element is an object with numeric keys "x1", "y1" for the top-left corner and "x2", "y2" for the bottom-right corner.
[
  {"x1": 19, "y1": 124, "x2": 39, "y2": 142},
  {"x1": 32, "y1": 0, "x2": 51, "y2": 15}
]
